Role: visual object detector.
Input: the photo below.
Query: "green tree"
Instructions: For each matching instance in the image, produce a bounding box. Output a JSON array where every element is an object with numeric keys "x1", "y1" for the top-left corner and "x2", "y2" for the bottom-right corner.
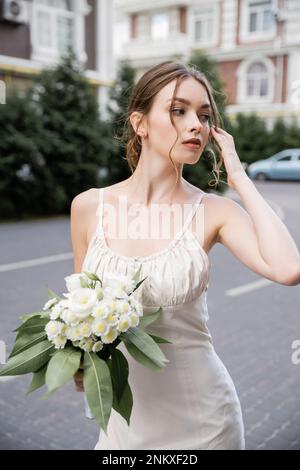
[
  {"x1": 227, "y1": 113, "x2": 269, "y2": 165},
  {"x1": 104, "y1": 59, "x2": 136, "y2": 183},
  {"x1": 0, "y1": 91, "x2": 47, "y2": 219},
  {"x1": 267, "y1": 117, "x2": 300, "y2": 156},
  {"x1": 30, "y1": 49, "x2": 109, "y2": 212}
]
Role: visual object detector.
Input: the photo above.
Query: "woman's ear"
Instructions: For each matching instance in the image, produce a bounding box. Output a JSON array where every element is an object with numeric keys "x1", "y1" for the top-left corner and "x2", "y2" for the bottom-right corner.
[{"x1": 130, "y1": 111, "x2": 147, "y2": 137}]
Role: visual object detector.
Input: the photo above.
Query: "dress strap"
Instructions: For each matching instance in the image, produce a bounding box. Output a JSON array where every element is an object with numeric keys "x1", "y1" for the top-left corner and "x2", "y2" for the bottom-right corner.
[{"x1": 177, "y1": 192, "x2": 206, "y2": 239}]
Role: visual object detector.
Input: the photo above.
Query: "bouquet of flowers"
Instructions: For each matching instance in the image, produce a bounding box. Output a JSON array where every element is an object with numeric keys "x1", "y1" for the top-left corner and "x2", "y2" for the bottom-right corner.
[{"x1": 0, "y1": 266, "x2": 171, "y2": 434}]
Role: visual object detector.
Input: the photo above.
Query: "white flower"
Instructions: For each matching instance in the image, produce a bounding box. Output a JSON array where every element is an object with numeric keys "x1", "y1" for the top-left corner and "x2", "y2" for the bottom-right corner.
[
  {"x1": 43, "y1": 297, "x2": 58, "y2": 311},
  {"x1": 116, "y1": 314, "x2": 132, "y2": 332},
  {"x1": 52, "y1": 335, "x2": 67, "y2": 349},
  {"x1": 66, "y1": 325, "x2": 83, "y2": 342},
  {"x1": 129, "y1": 312, "x2": 140, "y2": 328},
  {"x1": 95, "y1": 285, "x2": 104, "y2": 301},
  {"x1": 101, "y1": 328, "x2": 119, "y2": 344},
  {"x1": 79, "y1": 339, "x2": 94, "y2": 352},
  {"x1": 45, "y1": 320, "x2": 64, "y2": 340},
  {"x1": 92, "y1": 300, "x2": 112, "y2": 319},
  {"x1": 92, "y1": 341, "x2": 104, "y2": 353},
  {"x1": 79, "y1": 321, "x2": 92, "y2": 338},
  {"x1": 61, "y1": 308, "x2": 80, "y2": 326},
  {"x1": 105, "y1": 312, "x2": 119, "y2": 327},
  {"x1": 49, "y1": 300, "x2": 67, "y2": 320},
  {"x1": 130, "y1": 298, "x2": 144, "y2": 316},
  {"x1": 68, "y1": 288, "x2": 98, "y2": 319},
  {"x1": 115, "y1": 299, "x2": 131, "y2": 315},
  {"x1": 91, "y1": 318, "x2": 110, "y2": 337},
  {"x1": 64, "y1": 273, "x2": 89, "y2": 292},
  {"x1": 103, "y1": 272, "x2": 136, "y2": 297}
]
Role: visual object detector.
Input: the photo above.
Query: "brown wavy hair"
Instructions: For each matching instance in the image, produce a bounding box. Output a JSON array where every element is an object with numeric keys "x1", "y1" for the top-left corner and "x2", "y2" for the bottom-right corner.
[{"x1": 120, "y1": 60, "x2": 224, "y2": 187}]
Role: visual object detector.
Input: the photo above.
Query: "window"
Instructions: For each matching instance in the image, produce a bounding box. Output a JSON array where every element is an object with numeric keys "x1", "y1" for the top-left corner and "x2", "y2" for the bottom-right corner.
[
  {"x1": 240, "y1": 0, "x2": 276, "y2": 42},
  {"x1": 249, "y1": 1, "x2": 274, "y2": 33},
  {"x1": 194, "y1": 7, "x2": 217, "y2": 45},
  {"x1": 246, "y1": 62, "x2": 269, "y2": 98},
  {"x1": 151, "y1": 12, "x2": 169, "y2": 39},
  {"x1": 237, "y1": 56, "x2": 275, "y2": 103},
  {"x1": 33, "y1": 0, "x2": 75, "y2": 57},
  {"x1": 276, "y1": 155, "x2": 292, "y2": 162}
]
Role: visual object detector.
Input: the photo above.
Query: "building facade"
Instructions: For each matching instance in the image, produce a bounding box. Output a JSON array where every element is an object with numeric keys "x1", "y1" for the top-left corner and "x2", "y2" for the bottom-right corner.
[
  {"x1": 0, "y1": 0, "x2": 114, "y2": 116},
  {"x1": 114, "y1": 0, "x2": 300, "y2": 127}
]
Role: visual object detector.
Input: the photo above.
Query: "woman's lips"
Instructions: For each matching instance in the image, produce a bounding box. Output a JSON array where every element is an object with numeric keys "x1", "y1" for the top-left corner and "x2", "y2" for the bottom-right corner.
[{"x1": 182, "y1": 143, "x2": 201, "y2": 150}]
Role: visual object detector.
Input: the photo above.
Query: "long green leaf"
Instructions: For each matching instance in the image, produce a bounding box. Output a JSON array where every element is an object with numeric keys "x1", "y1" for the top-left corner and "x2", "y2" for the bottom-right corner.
[
  {"x1": 107, "y1": 359, "x2": 133, "y2": 426},
  {"x1": 0, "y1": 340, "x2": 54, "y2": 376},
  {"x1": 132, "y1": 265, "x2": 142, "y2": 284},
  {"x1": 27, "y1": 364, "x2": 48, "y2": 394},
  {"x1": 123, "y1": 341, "x2": 165, "y2": 372},
  {"x1": 138, "y1": 307, "x2": 162, "y2": 329},
  {"x1": 110, "y1": 349, "x2": 129, "y2": 403},
  {"x1": 9, "y1": 331, "x2": 47, "y2": 359},
  {"x1": 112, "y1": 383, "x2": 133, "y2": 425},
  {"x1": 83, "y1": 352, "x2": 113, "y2": 434},
  {"x1": 148, "y1": 334, "x2": 172, "y2": 344},
  {"x1": 47, "y1": 288, "x2": 62, "y2": 301},
  {"x1": 45, "y1": 345, "x2": 81, "y2": 393},
  {"x1": 19, "y1": 311, "x2": 49, "y2": 322},
  {"x1": 14, "y1": 316, "x2": 49, "y2": 334},
  {"x1": 120, "y1": 328, "x2": 169, "y2": 368}
]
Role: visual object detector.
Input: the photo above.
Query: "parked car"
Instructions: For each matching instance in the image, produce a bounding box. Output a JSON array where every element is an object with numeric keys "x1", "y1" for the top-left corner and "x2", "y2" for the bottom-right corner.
[{"x1": 246, "y1": 149, "x2": 300, "y2": 181}]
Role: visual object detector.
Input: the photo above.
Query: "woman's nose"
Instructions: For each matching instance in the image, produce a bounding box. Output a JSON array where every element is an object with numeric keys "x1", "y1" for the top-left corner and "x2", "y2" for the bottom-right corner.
[{"x1": 190, "y1": 120, "x2": 203, "y2": 133}]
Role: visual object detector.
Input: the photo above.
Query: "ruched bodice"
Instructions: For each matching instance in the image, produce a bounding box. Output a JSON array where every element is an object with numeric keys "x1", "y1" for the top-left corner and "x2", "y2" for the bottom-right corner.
[{"x1": 81, "y1": 187, "x2": 245, "y2": 450}]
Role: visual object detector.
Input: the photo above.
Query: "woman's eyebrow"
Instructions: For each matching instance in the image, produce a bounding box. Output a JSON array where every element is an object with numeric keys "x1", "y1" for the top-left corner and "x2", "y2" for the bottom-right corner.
[{"x1": 166, "y1": 97, "x2": 211, "y2": 109}]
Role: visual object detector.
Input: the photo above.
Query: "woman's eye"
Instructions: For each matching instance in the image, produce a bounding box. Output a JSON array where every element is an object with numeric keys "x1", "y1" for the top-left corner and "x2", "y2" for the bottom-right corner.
[
  {"x1": 171, "y1": 108, "x2": 211, "y2": 123},
  {"x1": 171, "y1": 108, "x2": 184, "y2": 115},
  {"x1": 198, "y1": 115, "x2": 210, "y2": 123}
]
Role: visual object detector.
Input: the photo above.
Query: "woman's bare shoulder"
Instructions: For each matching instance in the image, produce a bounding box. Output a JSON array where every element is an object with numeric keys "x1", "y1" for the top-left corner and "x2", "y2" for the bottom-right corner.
[{"x1": 71, "y1": 187, "x2": 98, "y2": 215}]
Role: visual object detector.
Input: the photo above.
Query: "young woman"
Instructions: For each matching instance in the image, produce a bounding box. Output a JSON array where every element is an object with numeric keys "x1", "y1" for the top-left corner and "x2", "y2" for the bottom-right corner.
[{"x1": 71, "y1": 61, "x2": 300, "y2": 450}]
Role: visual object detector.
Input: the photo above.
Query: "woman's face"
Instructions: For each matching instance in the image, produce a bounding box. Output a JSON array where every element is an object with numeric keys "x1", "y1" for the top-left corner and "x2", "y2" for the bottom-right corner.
[{"x1": 145, "y1": 76, "x2": 212, "y2": 165}]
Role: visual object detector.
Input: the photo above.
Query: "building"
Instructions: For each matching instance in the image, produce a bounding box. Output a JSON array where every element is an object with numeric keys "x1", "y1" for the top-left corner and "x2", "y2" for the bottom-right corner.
[
  {"x1": 0, "y1": 0, "x2": 114, "y2": 117},
  {"x1": 114, "y1": 0, "x2": 300, "y2": 127}
]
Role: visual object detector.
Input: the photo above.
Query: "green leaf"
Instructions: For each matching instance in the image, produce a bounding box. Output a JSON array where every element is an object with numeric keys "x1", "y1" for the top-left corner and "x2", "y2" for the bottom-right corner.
[
  {"x1": 0, "y1": 340, "x2": 54, "y2": 376},
  {"x1": 132, "y1": 264, "x2": 142, "y2": 284},
  {"x1": 148, "y1": 334, "x2": 173, "y2": 344},
  {"x1": 110, "y1": 348, "x2": 129, "y2": 403},
  {"x1": 80, "y1": 276, "x2": 90, "y2": 288},
  {"x1": 107, "y1": 359, "x2": 133, "y2": 426},
  {"x1": 19, "y1": 311, "x2": 49, "y2": 322},
  {"x1": 131, "y1": 276, "x2": 148, "y2": 295},
  {"x1": 14, "y1": 316, "x2": 49, "y2": 334},
  {"x1": 45, "y1": 345, "x2": 81, "y2": 393},
  {"x1": 47, "y1": 288, "x2": 62, "y2": 301},
  {"x1": 27, "y1": 364, "x2": 47, "y2": 394},
  {"x1": 9, "y1": 331, "x2": 47, "y2": 359},
  {"x1": 83, "y1": 271, "x2": 101, "y2": 282},
  {"x1": 123, "y1": 341, "x2": 164, "y2": 372},
  {"x1": 112, "y1": 381, "x2": 133, "y2": 426},
  {"x1": 138, "y1": 307, "x2": 162, "y2": 329},
  {"x1": 83, "y1": 352, "x2": 113, "y2": 434},
  {"x1": 120, "y1": 327, "x2": 170, "y2": 369}
]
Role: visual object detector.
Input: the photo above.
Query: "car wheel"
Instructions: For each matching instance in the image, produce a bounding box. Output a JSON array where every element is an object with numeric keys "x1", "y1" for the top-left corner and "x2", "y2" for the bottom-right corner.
[{"x1": 255, "y1": 172, "x2": 268, "y2": 181}]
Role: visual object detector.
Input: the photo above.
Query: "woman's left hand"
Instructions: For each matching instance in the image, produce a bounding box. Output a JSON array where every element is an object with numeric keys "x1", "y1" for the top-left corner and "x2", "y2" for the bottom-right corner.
[{"x1": 210, "y1": 126, "x2": 247, "y2": 189}]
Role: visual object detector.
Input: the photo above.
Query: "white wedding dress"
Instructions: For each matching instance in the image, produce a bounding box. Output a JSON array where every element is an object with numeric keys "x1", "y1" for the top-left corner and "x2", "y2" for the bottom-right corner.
[{"x1": 81, "y1": 187, "x2": 245, "y2": 450}]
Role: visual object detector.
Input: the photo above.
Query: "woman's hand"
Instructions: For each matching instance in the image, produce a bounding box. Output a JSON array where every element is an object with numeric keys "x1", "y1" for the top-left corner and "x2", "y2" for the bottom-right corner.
[
  {"x1": 73, "y1": 362, "x2": 84, "y2": 392},
  {"x1": 210, "y1": 126, "x2": 247, "y2": 189}
]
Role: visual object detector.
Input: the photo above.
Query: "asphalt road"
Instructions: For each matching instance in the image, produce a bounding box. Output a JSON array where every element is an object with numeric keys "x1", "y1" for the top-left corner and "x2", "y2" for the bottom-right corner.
[{"x1": 0, "y1": 180, "x2": 299, "y2": 450}]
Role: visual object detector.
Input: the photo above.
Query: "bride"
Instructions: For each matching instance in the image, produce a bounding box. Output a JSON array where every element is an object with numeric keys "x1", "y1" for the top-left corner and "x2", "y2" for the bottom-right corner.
[{"x1": 70, "y1": 61, "x2": 300, "y2": 450}]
